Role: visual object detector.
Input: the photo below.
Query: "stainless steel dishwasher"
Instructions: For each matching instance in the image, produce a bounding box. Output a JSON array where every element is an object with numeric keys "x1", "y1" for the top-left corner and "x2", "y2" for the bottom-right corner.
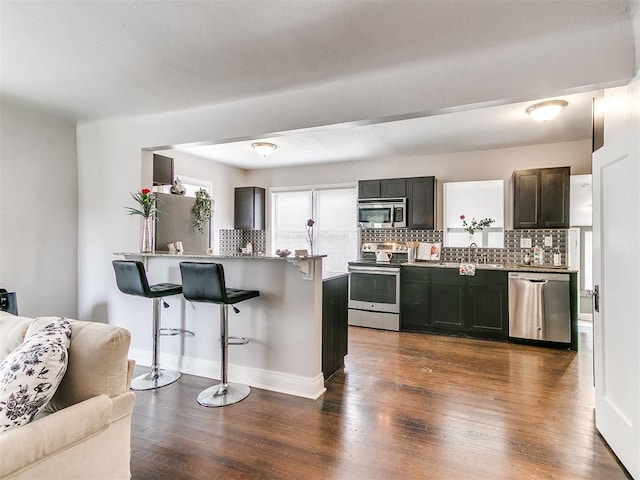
[{"x1": 508, "y1": 272, "x2": 571, "y2": 343}]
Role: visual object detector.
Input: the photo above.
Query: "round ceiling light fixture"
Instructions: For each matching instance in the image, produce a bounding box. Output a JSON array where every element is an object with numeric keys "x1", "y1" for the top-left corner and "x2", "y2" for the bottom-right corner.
[
  {"x1": 252, "y1": 142, "x2": 278, "y2": 156},
  {"x1": 526, "y1": 100, "x2": 569, "y2": 122}
]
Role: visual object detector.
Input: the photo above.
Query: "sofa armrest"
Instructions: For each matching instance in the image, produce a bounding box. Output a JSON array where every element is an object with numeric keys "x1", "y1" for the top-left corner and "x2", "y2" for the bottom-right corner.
[
  {"x1": 0, "y1": 394, "x2": 113, "y2": 478},
  {"x1": 126, "y1": 359, "x2": 136, "y2": 389},
  {"x1": 111, "y1": 391, "x2": 136, "y2": 422}
]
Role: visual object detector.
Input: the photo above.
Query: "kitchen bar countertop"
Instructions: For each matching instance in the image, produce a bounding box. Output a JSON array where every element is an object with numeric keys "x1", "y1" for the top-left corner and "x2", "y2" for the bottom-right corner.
[{"x1": 114, "y1": 252, "x2": 328, "y2": 399}]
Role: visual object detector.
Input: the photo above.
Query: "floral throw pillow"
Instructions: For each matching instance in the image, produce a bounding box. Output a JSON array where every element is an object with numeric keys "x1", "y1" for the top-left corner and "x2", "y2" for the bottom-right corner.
[{"x1": 0, "y1": 318, "x2": 71, "y2": 432}]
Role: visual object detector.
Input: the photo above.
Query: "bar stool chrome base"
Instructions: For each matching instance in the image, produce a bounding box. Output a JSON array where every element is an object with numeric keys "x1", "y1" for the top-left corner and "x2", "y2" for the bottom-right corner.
[
  {"x1": 197, "y1": 382, "x2": 250, "y2": 407},
  {"x1": 130, "y1": 367, "x2": 181, "y2": 391}
]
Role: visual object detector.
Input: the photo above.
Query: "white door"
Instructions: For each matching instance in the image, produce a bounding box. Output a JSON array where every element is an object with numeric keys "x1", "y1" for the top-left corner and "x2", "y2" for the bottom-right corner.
[{"x1": 592, "y1": 125, "x2": 639, "y2": 478}]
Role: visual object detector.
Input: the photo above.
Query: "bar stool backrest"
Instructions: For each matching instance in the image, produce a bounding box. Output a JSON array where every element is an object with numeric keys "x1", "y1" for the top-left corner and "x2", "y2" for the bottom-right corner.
[
  {"x1": 180, "y1": 262, "x2": 228, "y2": 304},
  {"x1": 112, "y1": 260, "x2": 152, "y2": 298}
]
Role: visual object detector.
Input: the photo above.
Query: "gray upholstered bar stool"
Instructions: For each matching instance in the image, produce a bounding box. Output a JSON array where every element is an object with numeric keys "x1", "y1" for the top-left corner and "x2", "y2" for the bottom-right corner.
[
  {"x1": 112, "y1": 260, "x2": 184, "y2": 391},
  {"x1": 179, "y1": 262, "x2": 260, "y2": 407}
]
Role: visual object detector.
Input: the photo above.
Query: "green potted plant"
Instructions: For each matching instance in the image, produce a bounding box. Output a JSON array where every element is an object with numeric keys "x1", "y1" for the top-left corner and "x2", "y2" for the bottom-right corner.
[{"x1": 192, "y1": 189, "x2": 212, "y2": 234}]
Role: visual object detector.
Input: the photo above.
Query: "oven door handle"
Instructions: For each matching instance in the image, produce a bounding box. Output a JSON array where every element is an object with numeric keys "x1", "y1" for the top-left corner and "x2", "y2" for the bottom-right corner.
[{"x1": 349, "y1": 267, "x2": 401, "y2": 274}]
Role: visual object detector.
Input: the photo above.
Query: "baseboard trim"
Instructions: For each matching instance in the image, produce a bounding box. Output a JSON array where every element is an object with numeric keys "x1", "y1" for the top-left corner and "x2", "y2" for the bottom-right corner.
[{"x1": 129, "y1": 348, "x2": 326, "y2": 400}]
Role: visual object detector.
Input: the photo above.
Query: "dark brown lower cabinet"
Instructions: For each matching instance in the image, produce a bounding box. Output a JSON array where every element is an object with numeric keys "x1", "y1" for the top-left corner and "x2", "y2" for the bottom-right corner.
[
  {"x1": 430, "y1": 269, "x2": 466, "y2": 332},
  {"x1": 322, "y1": 275, "x2": 348, "y2": 380},
  {"x1": 467, "y1": 271, "x2": 509, "y2": 340},
  {"x1": 400, "y1": 267, "x2": 430, "y2": 331},
  {"x1": 401, "y1": 267, "x2": 508, "y2": 341}
]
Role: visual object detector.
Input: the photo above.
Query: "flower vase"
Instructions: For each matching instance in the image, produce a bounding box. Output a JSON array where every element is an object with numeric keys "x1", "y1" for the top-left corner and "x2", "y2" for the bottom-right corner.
[{"x1": 140, "y1": 216, "x2": 154, "y2": 253}]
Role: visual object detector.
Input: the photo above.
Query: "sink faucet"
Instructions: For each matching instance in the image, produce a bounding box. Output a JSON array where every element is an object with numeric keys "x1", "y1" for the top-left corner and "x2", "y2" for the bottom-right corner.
[{"x1": 468, "y1": 242, "x2": 478, "y2": 263}]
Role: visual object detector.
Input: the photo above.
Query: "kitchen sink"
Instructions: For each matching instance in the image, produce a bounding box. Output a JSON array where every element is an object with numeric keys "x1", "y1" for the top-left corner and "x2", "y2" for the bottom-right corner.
[
  {"x1": 437, "y1": 262, "x2": 461, "y2": 267},
  {"x1": 428, "y1": 262, "x2": 506, "y2": 269}
]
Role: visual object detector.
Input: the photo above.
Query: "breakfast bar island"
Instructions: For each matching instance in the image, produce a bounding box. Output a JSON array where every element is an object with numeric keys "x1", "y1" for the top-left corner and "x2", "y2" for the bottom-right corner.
[{"x1": 112, "y1": 252, "x2": 329, "y2": 399}]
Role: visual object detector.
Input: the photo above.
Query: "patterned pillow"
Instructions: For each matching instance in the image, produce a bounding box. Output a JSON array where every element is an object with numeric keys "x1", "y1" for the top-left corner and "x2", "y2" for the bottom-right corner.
[{"x1": 0, "y1": 318, "x2": 71, "y2": 432}]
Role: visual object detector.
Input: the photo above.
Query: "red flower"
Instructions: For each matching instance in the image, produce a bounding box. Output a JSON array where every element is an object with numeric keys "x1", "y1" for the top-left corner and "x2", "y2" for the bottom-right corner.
[
  {"x1": 460, "y1": 215, "x2": 465, "y2": 220},
  {"x1": 307, "y1": 218, "x2": 315, "y2": 227},
  {"x1": 141, "y1": 188, "x2": 151, "y2": 195}
]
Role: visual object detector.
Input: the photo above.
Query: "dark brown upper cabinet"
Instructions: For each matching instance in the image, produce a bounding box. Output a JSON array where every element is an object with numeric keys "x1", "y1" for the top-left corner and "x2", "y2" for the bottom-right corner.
[
  {"x1": 406, "y1": 176, "x2": 436, "y2": 230},
  {"x1": 358, "y1": 178, "x2": 407, "y2": 198},
  {"x1": 380, "y1": 178, "x2": 407, "y2": 198},
  {"x1": 234, "y1": 187, "x2": 265, "y2": 230},
  {"x1": 513, "y1": 167, "x2": 570, "y2": 229},
  {"x1": 359, "y1": 176, "x2": 435, "y2": 230},
  {"x1": 358, "y1": 180, "x2": 381, "y2": 198}
]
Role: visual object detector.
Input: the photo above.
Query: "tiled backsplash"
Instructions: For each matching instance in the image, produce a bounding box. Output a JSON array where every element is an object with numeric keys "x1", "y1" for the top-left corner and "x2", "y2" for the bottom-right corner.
[
  {"x1": 220, "y1": 227, "x2": 568, "y2": 264},
  {"x1": 361, "y1": 228, "x2": 568, "y2": 265},
  {"x1": 220, "y1": 229, "x2": 266, "y2": 254}
]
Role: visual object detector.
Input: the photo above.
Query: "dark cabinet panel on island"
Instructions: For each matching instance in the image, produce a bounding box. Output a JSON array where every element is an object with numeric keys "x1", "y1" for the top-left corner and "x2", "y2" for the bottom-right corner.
[
  {"x1": 401, "y1": 267, "x2": 508, "y2": 341},
  {"x1": 514, "y1": 167, "x2": 570, "y2": 229},
  {"x1": 234, "y1": 187, "x2": 265, "y2": 230},
  {"x1": 322, "y1": 275, "x2": 348, "y2": 381}
]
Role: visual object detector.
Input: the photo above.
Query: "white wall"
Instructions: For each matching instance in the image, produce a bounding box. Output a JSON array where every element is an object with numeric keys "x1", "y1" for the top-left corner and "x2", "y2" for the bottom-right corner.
[
  {"x1": 602, "y1": 2, "x2": 640, "y2": 140},
  {"x1": 166, "y1": 150, "x2": 246, "y2": 253},
  {"x1": 0, "y1": 100, "x2": 78, "y2": 317},
  {"x1": 246, "y1": 139, "x2": 592, "y2": 230}
]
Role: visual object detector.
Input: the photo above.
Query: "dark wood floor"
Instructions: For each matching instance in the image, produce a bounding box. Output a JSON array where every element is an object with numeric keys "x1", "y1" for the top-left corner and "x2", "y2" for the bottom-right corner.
[{"x1": 130, "y1": 325, "x2": 630, "y2": 479}]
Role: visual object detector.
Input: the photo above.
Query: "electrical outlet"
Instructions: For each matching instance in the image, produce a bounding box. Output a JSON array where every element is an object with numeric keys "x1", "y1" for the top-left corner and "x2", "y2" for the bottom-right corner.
[
  {"x1": 520, "y1": 238, "x2": 532, "y2": 248},
  {"x1": 544, "y1": 236, "x2": 553, "y2": 247}
]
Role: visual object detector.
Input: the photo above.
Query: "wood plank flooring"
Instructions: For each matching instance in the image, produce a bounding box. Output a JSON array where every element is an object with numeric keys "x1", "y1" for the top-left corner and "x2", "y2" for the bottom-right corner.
[{"x1": 130, "y1": 325, "x2": 630, "y2": 479}]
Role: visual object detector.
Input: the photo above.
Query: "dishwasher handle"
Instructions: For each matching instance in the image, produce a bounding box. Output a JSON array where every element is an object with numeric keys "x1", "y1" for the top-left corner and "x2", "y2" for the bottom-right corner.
[{"x1": 528, "y1": 279, "x2": 548, "y2": 284}]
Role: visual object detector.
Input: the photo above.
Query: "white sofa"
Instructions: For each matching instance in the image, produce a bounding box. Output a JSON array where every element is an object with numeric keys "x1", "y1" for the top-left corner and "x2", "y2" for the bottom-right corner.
[{"x1": 0, "y1": 312, "x2": 135, "y2": 480}]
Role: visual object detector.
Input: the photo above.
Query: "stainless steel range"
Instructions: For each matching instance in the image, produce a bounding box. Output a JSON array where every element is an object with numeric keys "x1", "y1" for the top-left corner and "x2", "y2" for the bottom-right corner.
[{"x1": 347, "y1": 242, "x2": 407, "y2": 331}]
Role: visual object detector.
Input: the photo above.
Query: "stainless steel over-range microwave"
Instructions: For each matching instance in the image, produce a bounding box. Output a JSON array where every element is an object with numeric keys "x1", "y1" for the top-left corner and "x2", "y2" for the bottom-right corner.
[{"x1": 357, "y1": 198, "x2": 406, "y2": 229}]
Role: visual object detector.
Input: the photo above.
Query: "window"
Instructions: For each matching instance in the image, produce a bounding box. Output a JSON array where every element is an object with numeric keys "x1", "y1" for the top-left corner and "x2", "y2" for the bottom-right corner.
[
  {"x1": 443, "y1": 180, "x2": 504, "y2": 248},
  {"x1": 271, "y1": 186, "x2": 358, "y2": 276}
]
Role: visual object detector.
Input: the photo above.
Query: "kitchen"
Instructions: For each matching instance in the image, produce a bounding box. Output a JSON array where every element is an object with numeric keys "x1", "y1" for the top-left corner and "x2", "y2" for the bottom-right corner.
[
  {"x1": 112, "y1": 92, "x2": 593, "y2": 381},
  {"x1": 0, "y1": 1, "x2": 634, "y2": 476}
]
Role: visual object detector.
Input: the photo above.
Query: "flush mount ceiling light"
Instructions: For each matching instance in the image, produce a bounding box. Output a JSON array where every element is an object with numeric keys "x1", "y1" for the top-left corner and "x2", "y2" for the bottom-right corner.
[
  {"x1": 252, "y1": 142, "x2": 277, "y2": 156},
  {"x1": 526, "y1": 100, "x2": 569, "y2": 122}
]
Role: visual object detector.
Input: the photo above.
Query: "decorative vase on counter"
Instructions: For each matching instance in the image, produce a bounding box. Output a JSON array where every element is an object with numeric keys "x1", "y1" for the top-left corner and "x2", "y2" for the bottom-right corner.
[{"x1": 140, "y1": 216, "x2": 154, "y2": 253}]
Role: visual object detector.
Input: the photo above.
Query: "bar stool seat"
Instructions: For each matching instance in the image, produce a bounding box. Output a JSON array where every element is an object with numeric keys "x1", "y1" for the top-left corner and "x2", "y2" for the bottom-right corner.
[
  {"x1": 112, "y1": 260, "x2": 184, "y2": 391},
  {"x1": 179, "y1": 262, "x2": 259, "y2": 407}
]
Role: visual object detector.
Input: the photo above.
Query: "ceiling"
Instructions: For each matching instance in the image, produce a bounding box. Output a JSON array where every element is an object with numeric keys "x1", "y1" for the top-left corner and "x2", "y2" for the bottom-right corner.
[
  {"x1": 1, "y1": 1, "x2": 635, "y2": 169},
  {"x1": 169, "y1": 90, "x2": 595, "y2": 169}
]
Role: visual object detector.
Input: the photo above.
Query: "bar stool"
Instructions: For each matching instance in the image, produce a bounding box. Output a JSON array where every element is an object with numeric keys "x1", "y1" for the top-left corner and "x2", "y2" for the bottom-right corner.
[
  {"x1": 112, "y1": 260, "x2": 185, "y2": 391},
  {"x1": 179, "y1": 262, "x2": 260, "y2": 407}
]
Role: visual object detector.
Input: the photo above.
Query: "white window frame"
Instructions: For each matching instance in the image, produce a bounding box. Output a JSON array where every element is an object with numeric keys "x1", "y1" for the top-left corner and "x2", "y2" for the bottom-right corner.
[{"x1": 268, "y1": 183, "x2": 358, "y2": 275}]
